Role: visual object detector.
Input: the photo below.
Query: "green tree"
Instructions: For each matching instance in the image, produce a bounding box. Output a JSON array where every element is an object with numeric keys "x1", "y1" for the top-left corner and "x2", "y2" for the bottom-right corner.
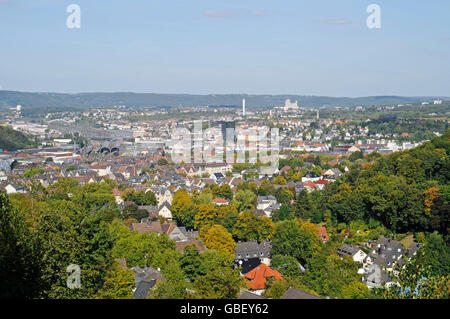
[
  {"x1": 179, "y1": 245, "x2": 206, "y2": 282},
  {"x1": 172, "y1": 189, "x2": 194, "y2": 227},
  {"x1": 96, "y1": 261, "x2": 135, "y2": 299},
  {"x1": 0, "y1": 193, "x2": 43, "y2": 298},
  {"x1": 270, "y1": 254, "x2": 302, "y2": 278},
  {"x1": 271, "y1": 204, "x2": 293, "y2": 222},
  {"x1": 272, "y1": 220, "x2": 315, "y2": 265},
  {"x1": 232, "y1": 211, "x2": 275, "y2": 242},
  {"x1": 202, "y1": 225, "x2": 236, "y2": 257},
  {"x1": 295, "y1": 190, "x2": 311, "y2": 219},
  {"x1": 157, "y1": 158, "x2": 169, "y2": 166},
  {"x1": 232, "y1": 189, "x2": 257, "y2": 212},
  {"x1": 192, "y1": 267, "x2": 244, "y2": 299}
]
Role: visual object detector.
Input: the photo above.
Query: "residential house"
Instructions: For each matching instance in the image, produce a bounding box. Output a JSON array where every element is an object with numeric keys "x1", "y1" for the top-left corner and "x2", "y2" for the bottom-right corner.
[
  {"x1": 238, "y1": 290, "x2": 268, "y2": 299},
  {"x1": 281, "y1": 287, "x2": 322, "y2": 299},
  {"x1": 212, "y1": 198, "x2": 230, "y2": 206},
  {"x1": 256, "y1": 196, "x2": 280, "y2": 217},
  {"x1": 337, "y1": 243, "x2": 367, "y2": 263},
  {"x1": 367, "y1": 237, "x2": 403, "y2": 271},
  {"x1": 318, "y1": 226, "x2": 329, "y2": 243},
  {"x1": 178, "y1": 227, "x2": 200, "y2": 241},
  {"x1": 158, "y1": 201, "x2": 172, "y2": 219},
  {"x1": 243, "y1": 263, "x2": 283, "y2": 293},
  {"x1": 132, "y1": 266, "x2": 164, "y2": 299},
  {"x1": 364, "y1": 264, "x2": 392, "y2": 289},
  {"x1": 4, "y1": 183, "x2": 26, "y2": 194},
  {"x1": 256, "y1": 196, "x2": 277, "y2": 210},
  {"x1": 314, "y1": 179, "x2": 329, "y2": 190},
  {"x1": 149, "y1": 186, "x2": 174, "y2": 206},
  {"x1": 322, "y1": 168, "x2": 342, "y2": 181},
  {"x1": 301, "y1": 171, "x2": 320, "y2": 183},
  {"x1": 131, "y1": 221, "x2": 185, "y2": 242},
  {"x1": 235, "y1": 240, "x2": 272, "y2": 263},
  {"x1": 175, "y1": 240, "x2": 206, "y2": 253},
  {"x1": 210, "y1": 172, "x2": 225, "y2": 183}
]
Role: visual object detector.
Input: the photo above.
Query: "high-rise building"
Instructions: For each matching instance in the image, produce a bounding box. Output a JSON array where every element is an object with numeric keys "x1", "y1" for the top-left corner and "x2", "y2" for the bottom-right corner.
[
  {"x1": 217, "y1": 121, "x2": 235, "y2": 147},
  {"x1": 242, "y1": 98, "x2": 246, "y2": 117}
]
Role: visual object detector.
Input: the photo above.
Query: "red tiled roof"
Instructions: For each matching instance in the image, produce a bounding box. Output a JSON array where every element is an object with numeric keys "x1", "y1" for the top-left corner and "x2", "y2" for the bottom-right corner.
[
  {"x1": 244, "y1": 263, "x2": 283, "y2": 290},
  {"x1": 318, "y1": 226, "x2": 329, "y2": 242},
  {"x1": 131, "y1": 223, "x2": 153, "y2": 233},
  {"x1": 303, "y1": 181, "x2": 317, "y2": 189},
  {"x1": 212, "y1": 198, "x2": 229, "y2": 204},
  {"x1": 112, "y1": 188, "x2": 123, "y2": 196},
  {"x1": 175, "y1": 240, "x2": 206, "y2": 252}
]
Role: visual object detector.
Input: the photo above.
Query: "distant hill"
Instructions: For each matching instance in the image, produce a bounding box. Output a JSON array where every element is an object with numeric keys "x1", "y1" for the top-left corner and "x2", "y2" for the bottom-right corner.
[{"x1": 0, "y1": 90, "x2": 448, "y2": 110}]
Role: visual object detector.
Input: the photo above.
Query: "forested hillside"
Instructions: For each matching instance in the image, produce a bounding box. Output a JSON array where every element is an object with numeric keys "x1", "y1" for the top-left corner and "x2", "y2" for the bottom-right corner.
[
  {"x1": 317, "y1": 130, "x2": 449, "y2": 237},
  {"x1": 0, "y1": 126, "x2": 36, "y2": 151}
]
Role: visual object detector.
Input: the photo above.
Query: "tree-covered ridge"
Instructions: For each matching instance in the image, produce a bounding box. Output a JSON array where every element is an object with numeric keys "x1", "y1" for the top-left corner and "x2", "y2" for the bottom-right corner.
[
  {"x1": 1, "y1": 90, "x2": 448, "y2": 110},
  {"x1": 318, "y1": 130, "x2": 450, "y2": 235},
  {"x1": 0, "y1": 126, "x2": 36, "y2": 151}
]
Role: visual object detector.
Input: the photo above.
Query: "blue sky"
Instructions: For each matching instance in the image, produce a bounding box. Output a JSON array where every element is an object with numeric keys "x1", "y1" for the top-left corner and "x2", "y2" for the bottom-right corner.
[{"x1": 0, "y1": 0, "x2": 449, "y2": 96}]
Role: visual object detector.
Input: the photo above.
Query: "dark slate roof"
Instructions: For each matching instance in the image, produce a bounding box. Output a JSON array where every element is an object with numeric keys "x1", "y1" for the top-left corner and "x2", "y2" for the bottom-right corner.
[
  {"x1": 133, "y1": 281, "x2": 156, "y2": 299},
  {"x1": 138, "y1": 205, "x2": 159, "y2": 214},
  {"x1": 406, "y1": 242, "x2": 421, "y2": 258},
  {"x1": 235, "y1": 241, "x2": 272, "y2": 260},
  {"x1": 370, "y1": 237, "x2": 404, "y2": 267},
  {"x1": 158, "y1": 201, "x2": 172, "y2": 211},
  {"x1": 236, "y1": 258, "x2": 262, "y2": 275},
  {"x1": 365, "y1": 264, "x2": 390, "y2": 286},
  {"x1": 303, "y1": 171, "x2": 319, "y2": 178},
  {"x1": 257, "y1": 195, "x2": 277, "y2": 202},
  {"x1": 281, "y1": 287, "x2": 323, "y2": 299},
  {"x1": 337, "y1": 244, "x2": 361, "y2": 257},
  {"x1": 132, "y1": 266, "x2": 164, "y2": 299},
  {"x1": 238, "y1": 291, "x2": 268, "y2": 299}
]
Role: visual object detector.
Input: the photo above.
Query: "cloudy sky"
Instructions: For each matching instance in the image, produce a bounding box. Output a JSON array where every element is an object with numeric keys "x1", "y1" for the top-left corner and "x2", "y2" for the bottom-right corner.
[{"x1": 0, "y1": 0, "x2": 449, "y2": 96}]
